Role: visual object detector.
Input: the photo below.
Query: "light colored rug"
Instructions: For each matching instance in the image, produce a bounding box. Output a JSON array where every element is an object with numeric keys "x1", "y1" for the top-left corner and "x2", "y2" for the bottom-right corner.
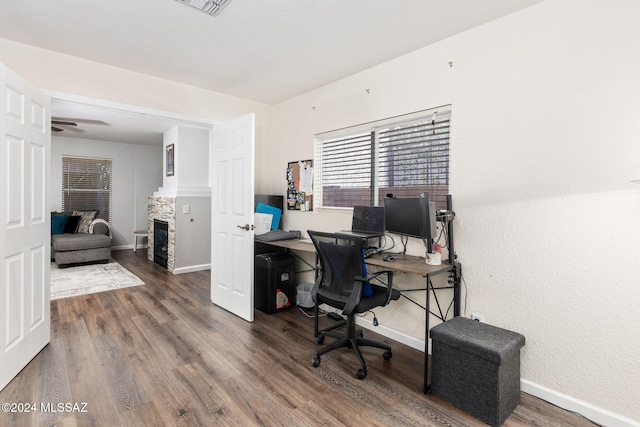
[{"x1": 50, "y1": 260, "x2": 145, "y2": 300}]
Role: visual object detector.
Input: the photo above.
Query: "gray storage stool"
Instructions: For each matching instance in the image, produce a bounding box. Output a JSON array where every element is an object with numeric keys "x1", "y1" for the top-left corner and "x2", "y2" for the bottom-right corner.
[{"x1": 430, "y1": 317, "x2": 525, "y2": 427}]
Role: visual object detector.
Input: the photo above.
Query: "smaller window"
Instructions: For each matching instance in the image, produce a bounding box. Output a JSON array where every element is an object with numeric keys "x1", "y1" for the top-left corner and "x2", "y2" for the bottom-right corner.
[{"x1": 62, "y1": 156, "x2": 112, "y2": 223}]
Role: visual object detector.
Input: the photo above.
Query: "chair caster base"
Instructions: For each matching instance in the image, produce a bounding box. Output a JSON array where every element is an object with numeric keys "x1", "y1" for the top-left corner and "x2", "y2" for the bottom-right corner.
[{"x1": 356, "y1": 368, "x2": 367, "y2": 379}]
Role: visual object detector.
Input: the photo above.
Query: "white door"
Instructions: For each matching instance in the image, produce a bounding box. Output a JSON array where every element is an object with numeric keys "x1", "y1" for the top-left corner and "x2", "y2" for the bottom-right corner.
[
  {"x1": 210, "y1": 113, "x2": 255, "y2": 321},
  {"x1": 0, "y1": 64, "x2": 51, "y2": 391}
]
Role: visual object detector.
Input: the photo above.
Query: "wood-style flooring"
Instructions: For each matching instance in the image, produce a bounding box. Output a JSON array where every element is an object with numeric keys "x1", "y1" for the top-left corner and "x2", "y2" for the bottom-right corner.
[{"x1": 0, "y1": 250, "x2": 596, "y2": 426}]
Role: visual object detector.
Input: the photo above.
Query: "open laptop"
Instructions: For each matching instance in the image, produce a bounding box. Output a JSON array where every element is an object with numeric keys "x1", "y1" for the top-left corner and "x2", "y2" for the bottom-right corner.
[{"x1": 338, "y1": 206, "x2": 385, "y2": 238}]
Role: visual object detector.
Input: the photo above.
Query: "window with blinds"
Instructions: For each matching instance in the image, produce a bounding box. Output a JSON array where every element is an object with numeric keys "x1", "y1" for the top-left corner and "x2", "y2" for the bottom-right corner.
[
  {"x1": 314, "y1": 107, "x2": 451, "y2": 210},
  {"x1": 62, "y1": 156, "x2": 112, "y2": 223}
]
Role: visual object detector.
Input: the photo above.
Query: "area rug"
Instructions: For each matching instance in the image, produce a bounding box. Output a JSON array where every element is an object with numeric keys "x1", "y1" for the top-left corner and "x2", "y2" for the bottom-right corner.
[{"x1": 50, "y1": 260, "x2": 145, "y2": 300}]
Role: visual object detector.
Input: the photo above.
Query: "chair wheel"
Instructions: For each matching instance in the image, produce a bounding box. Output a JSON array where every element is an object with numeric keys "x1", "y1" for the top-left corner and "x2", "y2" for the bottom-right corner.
[
  {"x1": 312, "y1": 356, "x2": 321, "y2": 367},
  {"x1": 383, "y1": 350, "x2": 392, "y2": 360},
  {"x1": 316, "y1": 335, "x2": 325, "y2": 345},
  {"x1": 356, "y1": 368, "x2": 367, "y2": 379}
]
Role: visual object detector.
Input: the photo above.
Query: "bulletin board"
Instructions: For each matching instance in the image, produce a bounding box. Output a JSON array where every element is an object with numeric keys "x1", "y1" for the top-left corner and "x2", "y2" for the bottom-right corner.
[{"x1": 287, "y1": 160, "x2": 313, "y2": 211}]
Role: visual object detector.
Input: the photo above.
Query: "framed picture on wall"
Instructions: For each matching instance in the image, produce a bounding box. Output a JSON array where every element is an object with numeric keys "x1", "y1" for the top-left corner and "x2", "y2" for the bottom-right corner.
[{"x1": 166, "y1": 144, "x2": 174, "y2": 176}]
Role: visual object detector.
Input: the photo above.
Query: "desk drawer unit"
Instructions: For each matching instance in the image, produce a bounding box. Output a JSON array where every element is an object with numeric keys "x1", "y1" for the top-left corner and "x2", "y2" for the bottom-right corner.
[{"x1": 430, "y1": 317, "x2": 525, "y2": 427}]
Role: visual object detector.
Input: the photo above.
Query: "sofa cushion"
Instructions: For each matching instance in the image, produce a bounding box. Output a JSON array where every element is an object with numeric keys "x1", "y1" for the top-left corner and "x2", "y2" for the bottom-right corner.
[
  {"x1": 52, "y1": 233, "x2": 111, "y2": 251},
  {"x1": 51, "y1": 215, "x2": 69, "y2": 235},
  {"x1": 63, "y1": 215, "x2": 81, "y2": 234},
  {"x1": 73, "y1": 210, "x2": 98, "y2": 233}
]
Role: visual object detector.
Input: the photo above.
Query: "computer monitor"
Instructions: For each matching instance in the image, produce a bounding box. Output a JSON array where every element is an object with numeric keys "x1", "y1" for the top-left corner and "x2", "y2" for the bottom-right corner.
[
  {"x1": 351, "y1": 206, "x2": 385, "y2": 235},
  {"x1": 383, "y1": 197, "x2": 422, "y2": 239},
  {"x1": 254, "y1": 195, "x2": 284, "y2": 229},
  {"x1": 419, "y1": 192, "x2": 437, "y2": 254}
]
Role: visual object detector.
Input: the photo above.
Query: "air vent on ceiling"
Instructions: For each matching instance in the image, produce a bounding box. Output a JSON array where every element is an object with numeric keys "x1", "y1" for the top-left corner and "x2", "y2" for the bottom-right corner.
[{"x1": 174, "y1": 0, "x2": 232, "y2": 16}]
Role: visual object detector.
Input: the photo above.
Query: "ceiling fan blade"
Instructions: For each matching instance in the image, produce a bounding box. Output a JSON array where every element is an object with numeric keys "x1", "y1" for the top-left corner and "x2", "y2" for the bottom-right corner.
[
  {"x1": 51, "y1": 126, "x2": 64, "y2": 132},
  {"x1": 51, "y1": 120, "x2": 78, "y2": 127}
]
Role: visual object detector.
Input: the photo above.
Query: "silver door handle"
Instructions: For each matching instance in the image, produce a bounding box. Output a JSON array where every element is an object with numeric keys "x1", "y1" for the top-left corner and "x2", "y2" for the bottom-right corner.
[{"x1": 237, "y1": 224, "x2": 253, "y2": 231}]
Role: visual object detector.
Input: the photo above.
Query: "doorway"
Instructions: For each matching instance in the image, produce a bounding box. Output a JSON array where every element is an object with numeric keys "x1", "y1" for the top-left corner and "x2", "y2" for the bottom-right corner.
[{"x1": 49, "y1": 92, "x2": 216, "y2": 249}]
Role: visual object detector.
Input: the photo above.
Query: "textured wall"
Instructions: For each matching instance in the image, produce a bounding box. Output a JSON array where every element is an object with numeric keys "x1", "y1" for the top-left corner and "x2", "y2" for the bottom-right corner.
[{"x1": 272, "y1": 0, "x2": 640, "y2": 423}]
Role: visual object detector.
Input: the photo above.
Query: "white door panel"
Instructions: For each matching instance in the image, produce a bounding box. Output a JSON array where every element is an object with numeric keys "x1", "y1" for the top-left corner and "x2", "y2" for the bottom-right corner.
[
  {"x1": 0, "y1": 63, "x2": 51, "y2": 391},
  {"x1": 210, "y1": 113, "x2": 255, "y2": 322}
]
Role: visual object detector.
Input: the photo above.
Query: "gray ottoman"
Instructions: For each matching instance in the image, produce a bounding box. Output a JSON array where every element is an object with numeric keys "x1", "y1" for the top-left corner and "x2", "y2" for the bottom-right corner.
[{"x1": 430, "y1": 317, "x2": 525, "y2": 427}]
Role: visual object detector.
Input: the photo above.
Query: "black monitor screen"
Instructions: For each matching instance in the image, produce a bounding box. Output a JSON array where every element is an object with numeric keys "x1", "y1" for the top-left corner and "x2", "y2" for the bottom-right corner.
[
  {"x1": 352, "y1": 206, "x2": 385, "y2": 233},
  {"x1": 254, "y1": 195, "x2": 283, "y2": 212},
  {"x1": 384, "y1": 197, "x2": 422, "y2": 238}
]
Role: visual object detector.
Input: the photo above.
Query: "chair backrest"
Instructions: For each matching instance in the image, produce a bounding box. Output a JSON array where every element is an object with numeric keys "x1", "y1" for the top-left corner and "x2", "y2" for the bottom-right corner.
[{"x1": 308, "y1": 231, "x2": 365, "y2": 298}]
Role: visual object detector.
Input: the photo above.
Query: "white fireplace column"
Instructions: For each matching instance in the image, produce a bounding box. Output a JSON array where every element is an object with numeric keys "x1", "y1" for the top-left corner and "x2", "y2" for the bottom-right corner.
[{"x1": 148, "y1": 125, "x2": 211, "y2": 274}]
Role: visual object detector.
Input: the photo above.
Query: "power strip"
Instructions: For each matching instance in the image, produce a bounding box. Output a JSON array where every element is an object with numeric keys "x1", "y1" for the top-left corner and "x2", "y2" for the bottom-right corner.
[{"x1": 328, "y1": 312, "x2": 343, "y2": 321}]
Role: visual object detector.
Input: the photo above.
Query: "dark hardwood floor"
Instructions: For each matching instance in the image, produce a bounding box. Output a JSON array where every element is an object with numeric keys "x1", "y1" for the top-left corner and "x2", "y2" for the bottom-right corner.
[{"x1": 0, "y1": 250, "x2": 595, "y2": 426}]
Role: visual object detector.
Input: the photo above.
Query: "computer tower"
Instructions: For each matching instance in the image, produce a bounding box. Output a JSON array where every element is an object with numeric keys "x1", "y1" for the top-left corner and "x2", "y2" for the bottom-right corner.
[{"x1": 254, "y1": 252, "x2": 296, "y2": 314}]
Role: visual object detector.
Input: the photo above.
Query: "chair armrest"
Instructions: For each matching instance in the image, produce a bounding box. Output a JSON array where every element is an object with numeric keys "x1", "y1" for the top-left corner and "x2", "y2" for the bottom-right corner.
[{"x1": 357, "y1": 270, "x2": 395, "y2": 306}]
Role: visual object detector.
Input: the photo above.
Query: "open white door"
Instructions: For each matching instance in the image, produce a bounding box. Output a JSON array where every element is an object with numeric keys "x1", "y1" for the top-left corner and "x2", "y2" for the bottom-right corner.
[
  {"x1": 210, "y1": 113, "x2": 255, "y2": 322},
  {"x1": 0, "y1": 64, "x2": 51, "y2": 391}
]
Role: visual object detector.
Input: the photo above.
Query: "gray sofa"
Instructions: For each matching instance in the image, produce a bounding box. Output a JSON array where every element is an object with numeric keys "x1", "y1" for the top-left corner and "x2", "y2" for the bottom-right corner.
[{"x1": 51, "y1": 211, "x2": 112, "y2": 267}]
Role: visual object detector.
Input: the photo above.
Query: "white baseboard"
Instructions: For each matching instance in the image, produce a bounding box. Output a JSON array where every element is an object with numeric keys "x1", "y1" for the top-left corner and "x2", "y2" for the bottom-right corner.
[
  {"x1": 172, "y1": 264, "x2": 210, "y2": 275},
  {"x1": 520, "y1": 380, "x2": 640, "y2": 427},
  {"x1": 355, "y1": 317, "x2": 639, "y2": 427},
  {"x1": 112, "y1": 244, "x2": 139, "y2": 251},
  {"x1": 111, "y1": 243, "x2": 147, "y2": 252}
]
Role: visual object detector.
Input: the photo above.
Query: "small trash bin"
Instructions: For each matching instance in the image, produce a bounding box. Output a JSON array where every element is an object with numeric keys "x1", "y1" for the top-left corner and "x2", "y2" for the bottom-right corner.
[{"x1": 296, "y1": 283, "x2": 314, "y2": 308}]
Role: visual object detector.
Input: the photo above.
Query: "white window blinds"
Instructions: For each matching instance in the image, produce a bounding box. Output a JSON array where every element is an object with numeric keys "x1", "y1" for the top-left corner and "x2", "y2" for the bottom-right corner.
[
  {"x1": 62, "y1": 156, "x2": 112, "y2": 222},
  {"x1": 315, "y1": 107, "x2": 451, "y2": 209}
]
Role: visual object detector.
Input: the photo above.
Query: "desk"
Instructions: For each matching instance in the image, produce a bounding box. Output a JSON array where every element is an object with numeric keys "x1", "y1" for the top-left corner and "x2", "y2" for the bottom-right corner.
[
  {"x1": 258, "y1": 238, "x2": 461, "y2": 392},
  {"x1": 366, "y1": 253, "x2": 461, "y2": 392}
]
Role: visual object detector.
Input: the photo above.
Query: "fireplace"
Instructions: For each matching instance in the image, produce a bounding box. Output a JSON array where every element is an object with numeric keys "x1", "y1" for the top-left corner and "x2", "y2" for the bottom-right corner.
[{"x1": 154, "y1": 219, "x2": 169, "y2": 268}]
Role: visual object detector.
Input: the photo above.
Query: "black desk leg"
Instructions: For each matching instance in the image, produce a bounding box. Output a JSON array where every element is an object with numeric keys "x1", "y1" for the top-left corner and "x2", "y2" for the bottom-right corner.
[
  {"x1": 453, "y1": 262, "x2": 461, "y2": 316},
  {"x1": 424, "y1": 275, "x2": 431, "y2": 394}
]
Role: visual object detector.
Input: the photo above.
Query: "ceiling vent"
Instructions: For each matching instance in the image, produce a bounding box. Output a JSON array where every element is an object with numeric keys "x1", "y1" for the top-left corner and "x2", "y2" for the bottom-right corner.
[{"x1": 174, "y1": 0, "x2": 232, "y2": 16}]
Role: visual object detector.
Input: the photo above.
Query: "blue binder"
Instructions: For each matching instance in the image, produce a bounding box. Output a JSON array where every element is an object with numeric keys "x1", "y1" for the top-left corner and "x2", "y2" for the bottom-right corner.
[{"x1": 256, "y1": 202, "x2": 282, "y2": 230}]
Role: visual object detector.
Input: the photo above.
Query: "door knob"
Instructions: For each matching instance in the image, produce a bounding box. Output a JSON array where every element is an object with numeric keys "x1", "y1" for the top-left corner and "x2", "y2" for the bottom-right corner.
[{"x1": 237, "y1": 224, "x2": 253, "y2": 231}]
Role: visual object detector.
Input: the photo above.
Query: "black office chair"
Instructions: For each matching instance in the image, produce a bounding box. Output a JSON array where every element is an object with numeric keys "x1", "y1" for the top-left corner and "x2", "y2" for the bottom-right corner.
[{"x1": 307, "y1": 230, "x2": 401, "y2": 379}]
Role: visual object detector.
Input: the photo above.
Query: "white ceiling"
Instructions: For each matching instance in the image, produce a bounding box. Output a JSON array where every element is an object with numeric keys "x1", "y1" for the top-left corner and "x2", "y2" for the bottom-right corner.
[
  {"x1": 0, "y1": 0, "x2": 542, "y2": 144},
  {"x1": 50, "y1": 98, "x2": 213, "y2": 146}
]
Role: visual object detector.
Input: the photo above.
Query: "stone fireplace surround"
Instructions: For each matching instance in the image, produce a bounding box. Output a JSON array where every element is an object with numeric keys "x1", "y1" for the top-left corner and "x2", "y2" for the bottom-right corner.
[{"x1": 148, "y1": 197, "x2": 176, "y2": 272}]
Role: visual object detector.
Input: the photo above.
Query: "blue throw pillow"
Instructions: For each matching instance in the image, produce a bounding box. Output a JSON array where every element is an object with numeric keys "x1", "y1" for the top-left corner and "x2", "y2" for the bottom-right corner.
[
  {"x1": 360, "y1": 248, "x2": 373, "y2": 298},
  {"x1": 51, "y1": 215, "x2": 69, "y2": 235}
]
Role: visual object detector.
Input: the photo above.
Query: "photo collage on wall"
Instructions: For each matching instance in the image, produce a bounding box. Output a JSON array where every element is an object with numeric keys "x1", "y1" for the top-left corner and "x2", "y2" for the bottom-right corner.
[{"x1": 287, "y1": 160, "x2": 313, "y2": 211}]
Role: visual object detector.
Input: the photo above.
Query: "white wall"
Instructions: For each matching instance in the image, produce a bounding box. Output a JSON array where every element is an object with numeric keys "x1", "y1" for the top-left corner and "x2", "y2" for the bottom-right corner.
[
  {"x1": 174, "y1": 196, "x2": 211, "y2": 273},
  {"x1": 136, "y1": 144, "x2": 163, "y2": 233},
  {"x1": 271, "y1": 1, "x2": 640, "y2": 425},
  {"x1": 51, "y1": 137, "x2": 162, "y2": 248},
  {"x1": 157, "y1": 126, "x2": 210, "y2": 196}
]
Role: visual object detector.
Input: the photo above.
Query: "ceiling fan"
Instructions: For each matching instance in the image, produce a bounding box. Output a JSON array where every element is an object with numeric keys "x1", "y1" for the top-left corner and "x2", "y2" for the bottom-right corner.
[{"x1": 51, "y1": 119, "x2": 78, "y2": 133}]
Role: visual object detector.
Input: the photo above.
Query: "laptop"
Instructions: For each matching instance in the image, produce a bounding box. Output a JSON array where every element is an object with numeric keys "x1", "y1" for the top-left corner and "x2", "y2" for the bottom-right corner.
[{"x1": 338, "y1": 206, "x2": 385, "y2": 238}]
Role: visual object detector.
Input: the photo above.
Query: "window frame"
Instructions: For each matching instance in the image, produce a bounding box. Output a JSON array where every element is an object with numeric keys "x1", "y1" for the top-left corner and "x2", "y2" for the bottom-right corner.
[{"x1": 314, "y1": 106, "x2": 451, "y2": 210}]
